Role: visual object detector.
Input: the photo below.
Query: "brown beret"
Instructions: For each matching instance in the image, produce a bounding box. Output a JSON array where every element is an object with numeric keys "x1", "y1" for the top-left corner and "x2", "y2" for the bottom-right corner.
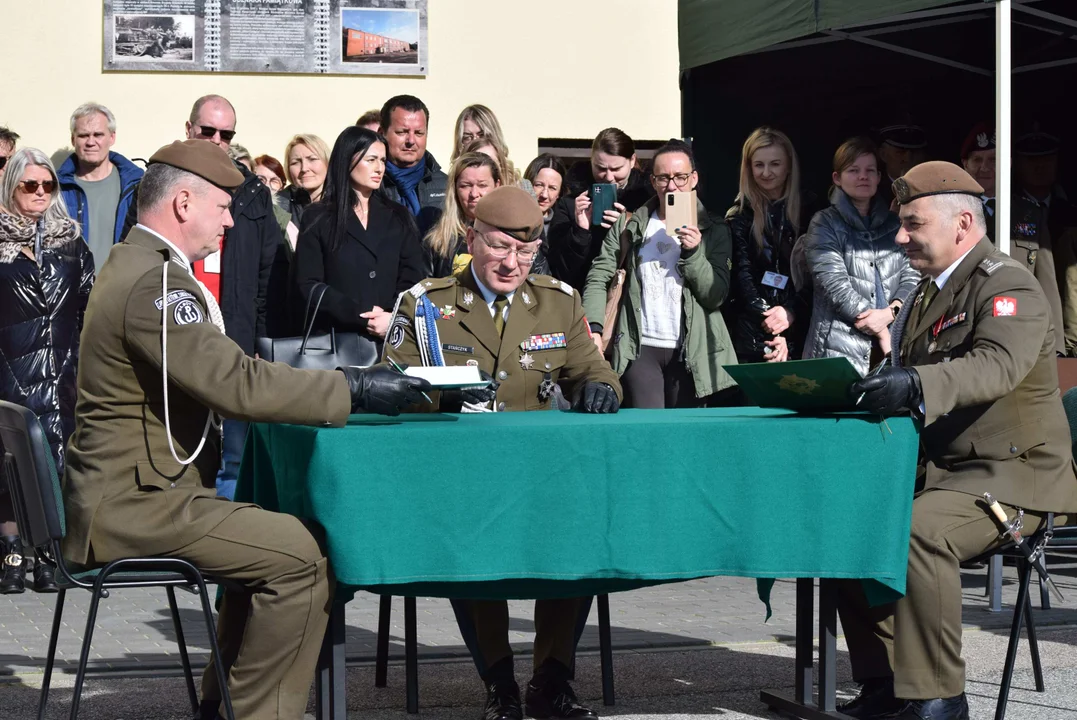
[
  {"x1": 892, "y1": 161, "x2": 984, "y2": 205},
  {"x1": 148, "y1": 139, "x2": 244, "y2": 189},
  {"x1": 473, "y1": 186, "x2": 544, "y2": 243}
]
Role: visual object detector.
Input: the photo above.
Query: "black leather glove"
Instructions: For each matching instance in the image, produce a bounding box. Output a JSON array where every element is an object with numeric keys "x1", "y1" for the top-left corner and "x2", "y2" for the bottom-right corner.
[
  {"x1": 338, "y1": 366, "x2": 433, "y2": 416},
  {"x1": 574, "y1": 382, "x2": 620, "y2": 414},
  {"x1": 849, "y1": 367, "x2": 922, "y2": 416}
]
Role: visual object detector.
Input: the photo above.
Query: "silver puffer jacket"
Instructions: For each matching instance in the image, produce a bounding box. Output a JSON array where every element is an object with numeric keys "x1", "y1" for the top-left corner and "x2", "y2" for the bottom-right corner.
[{"x1": 802, "y1": 190, "x2": 919, "y2": 375}]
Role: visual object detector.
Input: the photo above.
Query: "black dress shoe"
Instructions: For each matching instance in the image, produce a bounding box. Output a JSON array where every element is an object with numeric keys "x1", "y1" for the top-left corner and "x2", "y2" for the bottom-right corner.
[
  {"x1": 482, "y1": 679, "x2": 522, "y2": 720},
  {"x1": 1, "y1": 535, "x2": 27, "y2": 595},
  {"x1": 32, "y1": 555, "x2": 58, "y2": 593},
  {"x1": 838, "y1": 677, "x2": 904, "y2": 719},
  {"x1": 524, "y1": 676, "x2": 597, "y2": 719},
  {"x1": 893, "y1": 694, "x2": 969, "y2": 720}
]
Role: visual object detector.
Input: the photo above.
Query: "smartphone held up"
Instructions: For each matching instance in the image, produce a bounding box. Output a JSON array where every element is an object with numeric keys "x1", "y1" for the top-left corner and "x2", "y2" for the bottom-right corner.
[{"x1": 664, "y1": 190, "x2": 698, "y2": 237}]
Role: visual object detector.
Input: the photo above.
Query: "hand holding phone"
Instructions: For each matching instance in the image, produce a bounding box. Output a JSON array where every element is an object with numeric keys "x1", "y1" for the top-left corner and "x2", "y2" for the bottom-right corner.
[
  {"x1": 664, "y1": 190, "x2": 698, "y2": 236},
  {"x1": 590, "y1": 183, "x2": 618, "y2": 226}
]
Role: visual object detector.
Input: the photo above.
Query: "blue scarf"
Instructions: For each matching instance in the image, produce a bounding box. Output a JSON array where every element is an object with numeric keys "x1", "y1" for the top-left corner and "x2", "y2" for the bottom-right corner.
[{"x1": 385, "y1": 157, "x2": 426, "y2": 216}]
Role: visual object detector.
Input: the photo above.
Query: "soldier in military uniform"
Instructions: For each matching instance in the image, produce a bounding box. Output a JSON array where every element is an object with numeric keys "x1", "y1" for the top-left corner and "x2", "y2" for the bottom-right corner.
[
  {"x1": 839, "y1": 162, "x2": 1077, "y2": 720},
  {"x1": 62, "y1": 140, "x2": 429, "y2": 720},
  {"x1": 384, "y1": 186, "x2": 621, "y2": 720}
]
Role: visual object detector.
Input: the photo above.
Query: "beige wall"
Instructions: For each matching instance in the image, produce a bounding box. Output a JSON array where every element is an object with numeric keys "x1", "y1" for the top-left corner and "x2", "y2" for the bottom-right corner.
[{"x1": 1, "y1": 1, "x2": 681, "y2": 172}]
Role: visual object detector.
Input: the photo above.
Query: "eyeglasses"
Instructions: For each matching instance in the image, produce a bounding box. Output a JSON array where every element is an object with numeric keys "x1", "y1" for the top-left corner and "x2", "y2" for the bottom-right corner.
[
  {"x1": 256, "y1": 174, "x2": 282, "y2": 190},
  {"x1": 461, "y1": 130, "x2": 485, "y2": 145},
  {"x1": 652, "y1": 173, "x2": 693, "y2": 188},
  {"x1": 477, "y1": 232, "x2": 538, "y2": 265},
  {"x1": 198, "y1": 125, "x2": 236, "y2": 143},
  {"x1": 18, "y1": 180, "x2": 56, "y2": 194}
]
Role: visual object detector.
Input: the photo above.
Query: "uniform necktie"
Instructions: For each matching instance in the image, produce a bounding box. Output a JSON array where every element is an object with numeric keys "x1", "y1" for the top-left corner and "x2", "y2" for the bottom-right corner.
[
  {"x1": 493, "y1": 295, "x2": 508, "y2": 337},
  {"x1": 921, "y1": 280, "x2": 939, "y2": 311}
]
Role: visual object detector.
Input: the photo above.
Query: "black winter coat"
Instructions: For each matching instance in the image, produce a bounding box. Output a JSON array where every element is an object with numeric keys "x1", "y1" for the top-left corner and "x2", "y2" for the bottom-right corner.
[
  {"x1": 546, "y1": 163, "x2": 654, "y2": 290},
  {"x1": 723, "y1": 197, "x2": 813, "y2": 363},
  {"x1": 293, "y1": 195, "x2": 425, "y2": 338},
  {"x1": 122, "y1": 163, "x2": 288, "y2": 351},
  {"x1": 0, "y1": 218, "x2": 94, "y2": 477}
]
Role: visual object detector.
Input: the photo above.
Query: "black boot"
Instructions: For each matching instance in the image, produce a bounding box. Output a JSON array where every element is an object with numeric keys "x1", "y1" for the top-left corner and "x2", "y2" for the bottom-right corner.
[
  {"x1": 838, "y1": 677, "x2": 904, "y2": 718},
  {"x1": 1, "y1": 535, "x2": 28, "y2": 595},
  {"x1": 32, "y1": 548, "x2": 58, "y2": 593}
]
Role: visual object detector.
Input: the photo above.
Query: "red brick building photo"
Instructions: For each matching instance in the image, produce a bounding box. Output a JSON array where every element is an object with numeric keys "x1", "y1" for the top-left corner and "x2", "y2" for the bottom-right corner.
[{"x1": 344, "y1": 28, "x2": 409, "y2": 57}]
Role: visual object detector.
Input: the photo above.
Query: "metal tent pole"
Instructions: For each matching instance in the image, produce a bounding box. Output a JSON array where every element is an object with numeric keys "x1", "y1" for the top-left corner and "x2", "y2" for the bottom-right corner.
[{"x1": 997, "y1": 0, "x2": 1012, "y2": 255}]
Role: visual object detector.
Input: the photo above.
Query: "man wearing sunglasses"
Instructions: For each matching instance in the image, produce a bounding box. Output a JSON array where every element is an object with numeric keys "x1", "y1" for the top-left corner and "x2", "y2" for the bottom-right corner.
[
  {"x1": 0, "y1": 126, "x2": 18, "y2": 184},
  {"x1": 384, "y1": 187, "x2": 620, "y2": 720},
  {"x1": 121, "y1": 94, "x2": 287, "y2": 501}
]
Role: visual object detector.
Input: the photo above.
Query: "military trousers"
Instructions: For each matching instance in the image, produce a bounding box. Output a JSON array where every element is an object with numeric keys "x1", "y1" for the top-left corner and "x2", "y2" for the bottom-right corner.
[
  {"x1": 451, "y1": 597, "x2": 593, "y2": 679},
  {"x1": 161, "y1": 502, "x2": 332, "y2": 720},
  {"x1": 838, "y1": 488, "x2": 1059, "y2": 700}
]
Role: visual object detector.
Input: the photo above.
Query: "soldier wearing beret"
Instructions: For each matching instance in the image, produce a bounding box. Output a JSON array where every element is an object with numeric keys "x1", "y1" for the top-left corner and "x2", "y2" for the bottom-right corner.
[
  {"x1": 62, "y1": 140, "x2": 430, "y2": 720},
  {"x1": 384, "y1": 185, "x2": 620, "y2": 720},
  {"x1": 838, "y1": 162, "x2": 1077, "y2": 720}
]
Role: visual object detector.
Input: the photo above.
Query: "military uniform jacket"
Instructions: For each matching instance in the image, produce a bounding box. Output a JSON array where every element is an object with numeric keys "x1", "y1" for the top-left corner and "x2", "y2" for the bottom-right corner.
[
  {"x1": 62, "y1": 227, "x2": 351, "y2": 565},
  {"x1": 893, "y1": 237, "x2": 1077, "y2": 512},
  {"x1": 1000, "y1": 193, "x2": 1065, "y2": 354},
  {"x1": 384, "y1": 266, "x2": 621, "y2": 412}
]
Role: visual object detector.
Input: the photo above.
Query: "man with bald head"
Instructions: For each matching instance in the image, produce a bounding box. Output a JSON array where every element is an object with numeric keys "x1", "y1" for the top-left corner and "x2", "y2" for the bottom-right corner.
[
  {"x1": 838, "y1": 162, "x2": 1077, "y2": 719},
  {"x1": 65, "y1": 140, "x2": 428, "y2": 720}
]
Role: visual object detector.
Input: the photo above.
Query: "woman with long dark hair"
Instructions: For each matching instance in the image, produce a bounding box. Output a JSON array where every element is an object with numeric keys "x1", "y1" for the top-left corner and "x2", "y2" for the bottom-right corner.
[{"x1": 293, "y1": 127, "x2": 423, "y2": 342}]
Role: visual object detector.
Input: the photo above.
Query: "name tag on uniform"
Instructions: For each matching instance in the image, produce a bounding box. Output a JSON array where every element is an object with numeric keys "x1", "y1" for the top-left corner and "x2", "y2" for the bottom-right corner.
[
  {"x1": 442, "y1": 343, "x2": 474, "y2": 355},
  {"x1": 203, "y1": 250, "x2": 222, "y2": 274},
  {"x1": 521, "y1": 333, "x2": 567, "y2": 351},
  {"x1": 761, "y1": 271, "x2": 789, "y2": 290}
]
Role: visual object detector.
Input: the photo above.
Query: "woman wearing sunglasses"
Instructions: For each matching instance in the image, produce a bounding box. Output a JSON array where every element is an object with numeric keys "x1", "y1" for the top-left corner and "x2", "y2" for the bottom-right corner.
[{"x1": 0, "y1": 148, "x2": 94, "y2": 595}]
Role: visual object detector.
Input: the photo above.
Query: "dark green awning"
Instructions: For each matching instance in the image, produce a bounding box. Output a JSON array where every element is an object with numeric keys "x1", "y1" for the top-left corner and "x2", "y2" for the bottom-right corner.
[{"x1": 678, "y1": 0, "x2": 960, "y2": 70}]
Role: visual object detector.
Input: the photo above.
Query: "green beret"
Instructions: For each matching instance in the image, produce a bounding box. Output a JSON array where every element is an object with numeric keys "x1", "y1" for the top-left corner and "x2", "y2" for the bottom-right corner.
[
  {"x1": 473, "y1": 186, "x2": 544, "y2": 243},
  {"x1": 148, "y1": 139, "x2": 244, "y2": 189},
  {"x1": 892, "y1": 161, "x2": 984, "y2": 205}
]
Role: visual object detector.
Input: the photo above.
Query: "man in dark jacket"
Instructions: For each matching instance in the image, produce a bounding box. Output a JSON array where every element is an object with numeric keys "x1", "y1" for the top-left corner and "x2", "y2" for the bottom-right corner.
[
  {"x1": 377, "y1": 95, "x2": 448, "y2": 238},
  {"x1": 120, "y1": 94, "x2": 287, "y2": 499},
  {"x1": 59, "y1": 102, "x2": 144, "y2": 273}
]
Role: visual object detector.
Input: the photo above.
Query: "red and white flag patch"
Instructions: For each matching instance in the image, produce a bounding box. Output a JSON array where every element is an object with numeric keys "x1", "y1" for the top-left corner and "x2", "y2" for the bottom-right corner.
[{"x1": 993, "y1": 296, "x2": 1017, "y2": 317}]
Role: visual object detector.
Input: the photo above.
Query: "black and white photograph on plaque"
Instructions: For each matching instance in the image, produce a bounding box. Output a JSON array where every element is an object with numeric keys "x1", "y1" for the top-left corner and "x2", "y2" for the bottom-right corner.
[
  {"x1": 113, "y1": 14, "x2": 195, "y2": 62},
  {"x1": 341, "y1": 6, "x2": 419, "y2": 64}
]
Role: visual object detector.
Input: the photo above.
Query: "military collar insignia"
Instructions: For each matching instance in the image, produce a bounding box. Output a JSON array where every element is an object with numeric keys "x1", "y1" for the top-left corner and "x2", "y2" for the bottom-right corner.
[
  {"x1": 522, "y1": 291, "x2": 531, "y2": 305},
  {"x1": 462, "y1": 290, "x2": 475, "y2": 307}
]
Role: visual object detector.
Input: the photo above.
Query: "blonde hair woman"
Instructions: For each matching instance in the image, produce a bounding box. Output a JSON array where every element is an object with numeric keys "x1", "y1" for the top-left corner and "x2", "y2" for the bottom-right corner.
[
  {"x1": 280, "y1": 133, "x2": 331, "y2": 224},
  {"x1": 724, "y1": 127, "x2": 811, "y2": 363},
  {"x1": 450, "y1": 104, "x2": 506, "y2": 161},
  {"x1": 423, "y1": 152, "x2": 501, "y2": 278}
]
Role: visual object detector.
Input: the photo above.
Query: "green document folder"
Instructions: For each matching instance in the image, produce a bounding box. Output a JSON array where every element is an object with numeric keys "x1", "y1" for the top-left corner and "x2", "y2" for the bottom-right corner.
[{"x1": 723, "y1": 357, "x2": 862, "y2": 411}]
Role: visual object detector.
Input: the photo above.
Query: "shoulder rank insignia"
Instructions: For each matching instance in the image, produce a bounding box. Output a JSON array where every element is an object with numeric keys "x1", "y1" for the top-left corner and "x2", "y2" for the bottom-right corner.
[
  {"x1": 557, "y1": 280, "x2": 574, "y2": 296},
  {"x1": 979, "y1": 257, "x2": 1005, "y2": 276},
  {"x1": 407, "y1": 282, "x2": 427, "y2": 299}
]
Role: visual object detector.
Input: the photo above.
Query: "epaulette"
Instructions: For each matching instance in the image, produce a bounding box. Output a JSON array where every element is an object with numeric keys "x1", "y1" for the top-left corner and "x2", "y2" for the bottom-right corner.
[
  {"x1": 978, "y1": 253, "x2": 1020, "y2": 276},
  {"x1": 530, "y1": 274, "x2": 574, "y2": 297},
  {"x1": 406, "y1": 276, "x2": 457, "y2": 298}
]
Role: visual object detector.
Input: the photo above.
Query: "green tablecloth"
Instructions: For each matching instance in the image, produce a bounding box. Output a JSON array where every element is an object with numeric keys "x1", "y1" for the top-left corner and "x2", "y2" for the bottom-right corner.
[{"x1": 236, "y1": 408, "x2": 919, "y2": 603}]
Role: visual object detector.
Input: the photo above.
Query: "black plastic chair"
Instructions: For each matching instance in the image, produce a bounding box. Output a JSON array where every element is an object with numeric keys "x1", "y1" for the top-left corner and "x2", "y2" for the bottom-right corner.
[{"x1": 0, "y1": 400, "x2": 235, "y2": 720}]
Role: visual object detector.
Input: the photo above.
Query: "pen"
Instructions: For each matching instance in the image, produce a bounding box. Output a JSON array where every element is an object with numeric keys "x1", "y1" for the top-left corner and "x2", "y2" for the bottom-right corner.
[
  {"x1": 855, "y1": 356, "x2": 890, "y2": 407},
  {"x1": 386, "y1": 357, "x2": 433, "y2": 404}
]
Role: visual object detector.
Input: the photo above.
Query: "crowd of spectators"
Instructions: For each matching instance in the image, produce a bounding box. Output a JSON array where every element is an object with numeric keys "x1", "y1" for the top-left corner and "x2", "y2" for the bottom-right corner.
[{"x1": 2, "y1": 93, "x2": 1076, "y2": 599}]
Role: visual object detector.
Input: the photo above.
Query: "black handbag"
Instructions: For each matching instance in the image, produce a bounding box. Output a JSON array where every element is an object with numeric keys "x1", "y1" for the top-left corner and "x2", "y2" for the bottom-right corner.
[{"x1": 255, "y1": 283, "x2": 380, "y2": 370}]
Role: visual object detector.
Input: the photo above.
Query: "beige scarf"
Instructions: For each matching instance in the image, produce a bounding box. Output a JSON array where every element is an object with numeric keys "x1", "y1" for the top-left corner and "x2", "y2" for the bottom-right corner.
[{"x1": 0, "y1": 210, "x2": 80, "y2": 264}]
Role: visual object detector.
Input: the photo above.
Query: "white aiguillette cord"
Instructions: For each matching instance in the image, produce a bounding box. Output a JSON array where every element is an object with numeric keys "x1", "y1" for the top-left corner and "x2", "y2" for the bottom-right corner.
[{"x1": 161, "y1": 260, "x2": 220, "y2": 466}]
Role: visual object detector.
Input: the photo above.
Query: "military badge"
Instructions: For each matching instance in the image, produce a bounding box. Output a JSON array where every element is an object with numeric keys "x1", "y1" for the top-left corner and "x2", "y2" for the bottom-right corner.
[
  {"x1": 462, "y1": 291, "x2": 475, "y2": 307},
  {"x1": 173, "y1": 299, "x2": 204, "y2": 325},
  {"x1": 938, "y1": 312, "x2": 966, "y2": 332},
  {"x1": 520, "y1": 333, "x2": 567, "y2": 351},
  {"x1": 388, "y1": 315, "x2": 409, "y2": 349},
  {"x1": 519, "y1": 352, "x2": 535, "y2": 370},
  {"x1": 993, "y1": 296, "x2": 1017, "y2": 317},
  {"x1": 522, "y1": 292, "x2": 531, "y2": 305},
  {"x1": 154, "y1": 290, "x2": 196, "y2": 310},
  {"x1": 439, "y1": 305, "x2": 456, "y2": 319},
  {"x1": 893, "y1": 177, "x2": 910, "y2": 204},
  {"x1": 466, "y1": 359, "x2": 479, "y2": 367},
  {"x1": 538, "y1": 373, "x2": 556, "y2": 401}
]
